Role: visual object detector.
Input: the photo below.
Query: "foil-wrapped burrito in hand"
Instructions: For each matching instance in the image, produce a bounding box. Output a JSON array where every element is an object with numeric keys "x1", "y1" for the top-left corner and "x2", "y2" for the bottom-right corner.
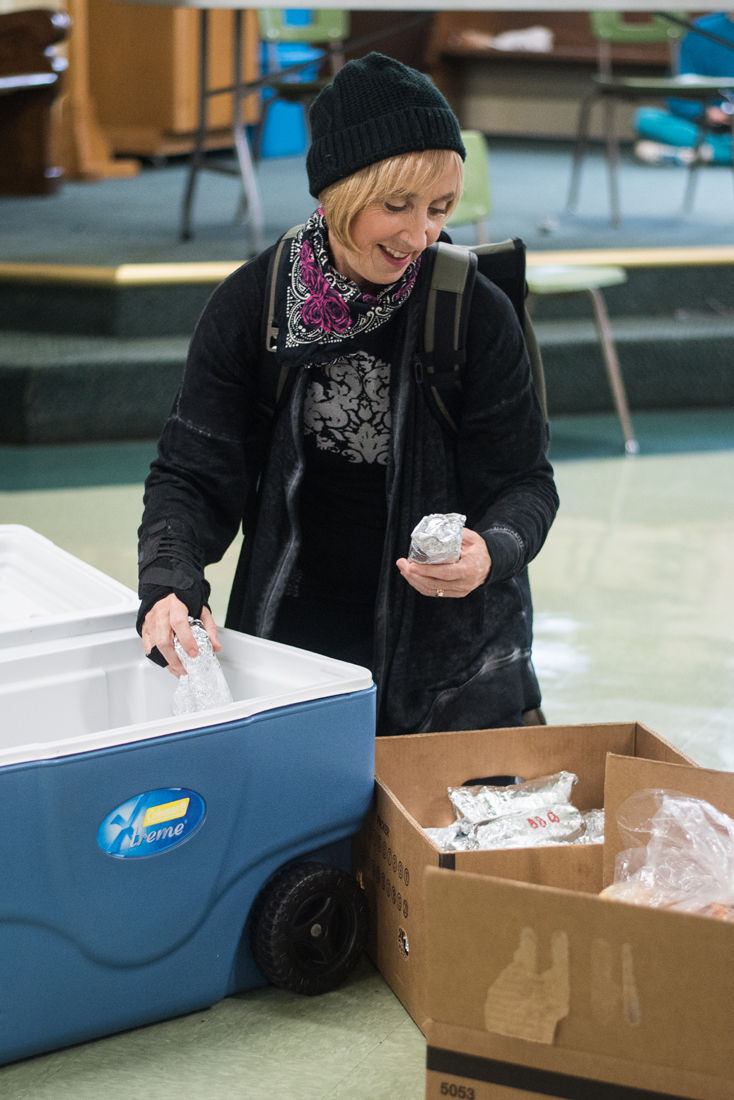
[{"x1": 408, "y1": 513, "x2": 466, "y2": 564}]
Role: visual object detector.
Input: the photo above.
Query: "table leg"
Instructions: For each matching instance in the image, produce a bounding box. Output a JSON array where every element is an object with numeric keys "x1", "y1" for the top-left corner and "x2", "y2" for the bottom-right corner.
[
  {"x1": 232, "y1": 8, "x2": 264, "y2": 253},
  {"x1": 180, "y1": 8, "x2": 209, "y2": 241}
]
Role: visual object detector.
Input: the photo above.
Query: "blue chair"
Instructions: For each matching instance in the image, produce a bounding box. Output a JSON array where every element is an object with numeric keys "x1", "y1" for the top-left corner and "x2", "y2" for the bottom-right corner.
[{"x1": 255, "y1": 9, "x2": 350, "y2": 159}]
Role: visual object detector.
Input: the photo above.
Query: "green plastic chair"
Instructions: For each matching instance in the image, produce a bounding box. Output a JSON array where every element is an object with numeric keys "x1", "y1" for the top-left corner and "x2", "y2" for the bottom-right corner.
[
  {"x1": 566, "y1": 12, "x2": 689, "y2": 225},
  {"x1": 447, "y1": 130, "x2": 491, "y2": 243},
  {"x1": 526, "y1": 263, "x2": 638, "y2": 454},
  {"x1": 591, "y1": 11, "x2": 686, "y2": 70},
  {"x1": 447, "y1": 130, "x2": 636, "y2": 452},
  {"x1": 258, "y1": 9, "x2": 350, "y2": 47},
  {"x1": 256, "y1": 10, "x2": 350, "y2": 159}
]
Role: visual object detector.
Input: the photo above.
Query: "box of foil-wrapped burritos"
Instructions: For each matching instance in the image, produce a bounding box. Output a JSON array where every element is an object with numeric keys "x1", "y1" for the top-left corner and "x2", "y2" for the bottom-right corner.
[
  {"x1": 424, "y1": 754, "x2": 734, "y2": 1100},
  {"x1": 352, "y1": 722, "x2": 693, "y2": 1035}
]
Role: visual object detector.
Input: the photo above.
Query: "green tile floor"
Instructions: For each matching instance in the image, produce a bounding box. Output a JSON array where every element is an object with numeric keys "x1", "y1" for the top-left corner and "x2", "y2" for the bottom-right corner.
[{"x1": 0, "y1": 409, "x2": 732, "y2": 1097}]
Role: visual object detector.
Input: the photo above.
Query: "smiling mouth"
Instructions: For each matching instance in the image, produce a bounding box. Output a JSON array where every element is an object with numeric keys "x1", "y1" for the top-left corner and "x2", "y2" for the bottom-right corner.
[{"x1": 380, "y1": 245, "x2": 411, "y2": 263}]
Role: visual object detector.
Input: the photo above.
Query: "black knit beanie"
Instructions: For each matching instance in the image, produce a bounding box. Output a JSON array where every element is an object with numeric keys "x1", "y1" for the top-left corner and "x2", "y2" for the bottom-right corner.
[{"x1": 306, "y1": 52, "x2": 466, "y2": 198}]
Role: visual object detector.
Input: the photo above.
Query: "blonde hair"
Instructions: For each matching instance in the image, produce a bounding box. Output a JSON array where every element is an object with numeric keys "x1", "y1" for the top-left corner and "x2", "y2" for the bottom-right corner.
[{"x1": 319, "y1": 149, "x2": 464, "y2": 252}]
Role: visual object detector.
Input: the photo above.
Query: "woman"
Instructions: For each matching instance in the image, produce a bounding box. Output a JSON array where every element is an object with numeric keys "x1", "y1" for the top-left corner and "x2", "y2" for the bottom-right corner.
[{"x1": 138, "y1": 52, "x2": 559, "y2": 735}]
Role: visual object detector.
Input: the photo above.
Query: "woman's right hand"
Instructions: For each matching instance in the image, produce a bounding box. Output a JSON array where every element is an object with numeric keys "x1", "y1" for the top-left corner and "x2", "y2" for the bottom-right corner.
[{"x1": 141, "y1": 594, "x2": 221, "y2": 677}]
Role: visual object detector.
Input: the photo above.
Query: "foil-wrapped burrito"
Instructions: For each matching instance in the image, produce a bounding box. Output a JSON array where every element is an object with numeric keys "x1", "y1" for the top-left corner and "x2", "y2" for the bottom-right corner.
[
  {"x1": 473, "y1": 802, "x2": 586, "y2": 849},
  {"x1": 424, "y1": 807, "x2": 604, "y2": 852},
  {"x1": 422, "y1": 770, "x2": 604, "y2": 852},
  {"x1": 423, "y1": 822, "x2": 474, "y2": 852},
  {"x1": 408, "y1": 513, "x2": 466, "y2": 564},
  {"x1": 448, "y1": 771, "x2": 578, "y2": 826}
]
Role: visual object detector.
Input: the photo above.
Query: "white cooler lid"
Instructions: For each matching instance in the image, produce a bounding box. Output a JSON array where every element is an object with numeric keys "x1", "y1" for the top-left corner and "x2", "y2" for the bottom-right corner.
[{"x1": 0, "y1": 525, "x2": 139, "y2": 647}]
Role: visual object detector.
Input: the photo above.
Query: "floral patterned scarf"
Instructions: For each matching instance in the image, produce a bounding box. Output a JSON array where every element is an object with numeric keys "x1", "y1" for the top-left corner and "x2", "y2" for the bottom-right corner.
[{"x1": 274, "y1": 209, "x2": 420, "y2": 368}]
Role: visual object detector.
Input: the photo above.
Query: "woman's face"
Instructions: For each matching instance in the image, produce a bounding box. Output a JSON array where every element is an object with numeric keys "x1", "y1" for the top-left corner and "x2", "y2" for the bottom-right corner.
[{"x1": 329, "y1": 162, "x2": 459, "y2": 293}]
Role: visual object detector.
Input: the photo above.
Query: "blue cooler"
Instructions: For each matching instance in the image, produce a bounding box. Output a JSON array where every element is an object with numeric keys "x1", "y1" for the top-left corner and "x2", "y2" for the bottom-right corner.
[{"x1": 0, "y1": 528, "x2": 375, "y2": 1064}]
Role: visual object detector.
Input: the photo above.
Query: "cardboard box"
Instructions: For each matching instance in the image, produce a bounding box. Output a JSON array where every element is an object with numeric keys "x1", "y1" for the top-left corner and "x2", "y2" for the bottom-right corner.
[
  {"x1": 424, "y1": 755, "x2": 734, "y2": 1100},
  {"x1": 352, "y1": 722, "x2": 692, "y2": 1033}
]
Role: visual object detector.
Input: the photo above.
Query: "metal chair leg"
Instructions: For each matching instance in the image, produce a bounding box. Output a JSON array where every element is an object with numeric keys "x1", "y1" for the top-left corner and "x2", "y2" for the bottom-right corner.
[
  {"x1": 681, "y1": 160, "x2": 701, "y2": 216},
  {"x1": 587, "y1": 287, "x2": 638, "y2": 454},
  {"x1": 681, "y1": 131, "x2": 707, "y2": 215},
  {"x1": 603, "y1": 96, "x2": 621, "y2": 228},
  {"x1": 232, "y1": 9, "x2": 264, "y2": 253},
  {"x1": 566, "y1": 90, "x2": 596, "y2": 214},
  {"x1": 474, "y1": 220, "x2": 490, "y2": 244}
]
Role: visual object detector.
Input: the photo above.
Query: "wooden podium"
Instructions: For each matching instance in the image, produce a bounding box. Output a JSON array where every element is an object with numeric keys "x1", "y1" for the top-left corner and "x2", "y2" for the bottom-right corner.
[
  {"x1": 87, "y1": 0, "x2": 259, "y2": 159},
  {"x1": 58, "y1": 0, "x2": 258, "y2": 181},
  {"x1": 61, "y1": 0, "x2": 138, "y2": 180}
]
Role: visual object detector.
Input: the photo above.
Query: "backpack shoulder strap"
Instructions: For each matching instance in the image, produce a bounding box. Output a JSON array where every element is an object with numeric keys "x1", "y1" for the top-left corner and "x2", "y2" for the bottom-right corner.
[
  {"x1": 473, "y1": 237, "x2": 547, "y2": 422},
  {"x1": 258, "y1": 223, "x2": 302, "y2": 419},
  {"x1": 422, "y1": 241, "x2": 478, "y2": 373},
  {"x1": 419, "y1": 241, "x2": 478, "y2": 434},
  {"x1": 420, "y1": 237, "x2": 547, "y2": 432}
]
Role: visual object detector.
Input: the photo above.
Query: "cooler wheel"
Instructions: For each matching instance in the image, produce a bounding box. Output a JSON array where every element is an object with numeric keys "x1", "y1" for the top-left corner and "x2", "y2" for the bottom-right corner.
[{"x1": 250, "y1": 861, "x2": 368, "y2": 995}]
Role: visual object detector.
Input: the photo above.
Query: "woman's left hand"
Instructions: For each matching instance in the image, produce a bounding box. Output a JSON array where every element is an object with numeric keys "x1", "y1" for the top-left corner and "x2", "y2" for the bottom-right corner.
[{"x1": 396, "y1": 528, "x2": 491, "y2": 599}]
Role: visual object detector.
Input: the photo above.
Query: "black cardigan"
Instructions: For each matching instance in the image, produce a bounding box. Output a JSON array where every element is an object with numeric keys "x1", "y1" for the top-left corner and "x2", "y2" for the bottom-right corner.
[{"x1": 139, "y1": 243, "x2": 559, "y2": 734}]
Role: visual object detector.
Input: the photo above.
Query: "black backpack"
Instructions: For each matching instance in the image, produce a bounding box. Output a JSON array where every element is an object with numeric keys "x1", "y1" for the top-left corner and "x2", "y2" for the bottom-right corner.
[{"x1": 259, "y1": 227, "x2": 547, "y2": 435}]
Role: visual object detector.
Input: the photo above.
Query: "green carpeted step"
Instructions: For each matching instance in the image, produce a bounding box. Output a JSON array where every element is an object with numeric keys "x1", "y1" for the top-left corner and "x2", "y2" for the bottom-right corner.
[
  {"x1": 1, "y1": 254, "x2": 733, "y2": 337},
  {"x1": 0, "y1": 278, "x2": 217, "y2": 338},
  {"x1": 0, "y1": 331, "x2": 188, "y2": 444},
  {"x1": 1, "y1": 313, "x2": 732, "y2": 444},
  {"x1": 536, "y1": 314, "x2": 734, "y2": 415}
]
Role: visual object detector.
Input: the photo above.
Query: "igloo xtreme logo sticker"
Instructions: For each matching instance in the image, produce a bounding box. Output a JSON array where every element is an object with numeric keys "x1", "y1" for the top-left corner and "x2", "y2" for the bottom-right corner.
[{"x1": 97, "y1": 788, "x2": 206, "y2": 859}]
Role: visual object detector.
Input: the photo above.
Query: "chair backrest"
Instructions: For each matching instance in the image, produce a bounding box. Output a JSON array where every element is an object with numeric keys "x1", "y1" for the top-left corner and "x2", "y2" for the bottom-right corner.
[
  {"x1": 447, "y1": 130, "x2": 491, "y2": 241},
  {"x1": 258, "y1": 9, "x2": 350, "y2": 46},
  {"x1": 589, "y1": 11, "x2": 688, "y2": 76}
]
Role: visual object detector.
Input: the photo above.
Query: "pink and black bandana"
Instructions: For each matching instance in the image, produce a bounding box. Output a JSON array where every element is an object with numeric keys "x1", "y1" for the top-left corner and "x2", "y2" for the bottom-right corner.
[{"x1": 276, "y1": 210, "x2": 420, "y2": 365}]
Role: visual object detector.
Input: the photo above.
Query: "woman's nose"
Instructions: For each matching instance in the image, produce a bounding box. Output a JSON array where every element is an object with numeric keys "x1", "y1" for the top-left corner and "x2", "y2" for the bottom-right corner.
[{"x1": 399, "y1": 210, "x2": 432, "y2": 250}]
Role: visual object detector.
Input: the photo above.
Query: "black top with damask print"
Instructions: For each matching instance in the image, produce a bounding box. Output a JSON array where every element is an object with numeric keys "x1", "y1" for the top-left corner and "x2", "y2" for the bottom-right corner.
[{"x1": 296, "y1": 321, "x2": 394, "y2": 603}]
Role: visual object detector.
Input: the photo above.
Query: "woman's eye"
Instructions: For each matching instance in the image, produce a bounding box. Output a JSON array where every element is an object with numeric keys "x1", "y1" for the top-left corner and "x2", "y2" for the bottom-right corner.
[
  {"x1": 429, "y1": 207, "x2": 449, "y2": 218},
  {"x1": 385, "y1": 202, "x2": 406, "y2": 213}
]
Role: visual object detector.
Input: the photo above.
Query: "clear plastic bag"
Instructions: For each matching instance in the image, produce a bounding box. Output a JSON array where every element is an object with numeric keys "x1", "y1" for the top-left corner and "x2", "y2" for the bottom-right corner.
[
  {"x1": 576, "y1": 806, "x2": 605, "y2": 844},
  {"x1": 601, "y1": 789, "x2": 734, "y2": 921},
  {"x1": 172, "y1": 618, "x2": 233, "y2": 716},
  {"x1": 408, "y1": 513, "x2": 465, "y2": 564}
]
